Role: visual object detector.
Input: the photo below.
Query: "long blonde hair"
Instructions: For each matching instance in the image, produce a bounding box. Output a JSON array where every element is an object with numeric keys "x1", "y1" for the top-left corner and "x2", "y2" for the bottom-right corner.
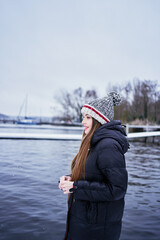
[{"x1": 71, "y1": 118, "x2": 101, "y2": 181}]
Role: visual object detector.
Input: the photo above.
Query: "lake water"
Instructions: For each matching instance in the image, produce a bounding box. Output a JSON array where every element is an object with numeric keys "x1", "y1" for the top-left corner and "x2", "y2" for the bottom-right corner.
[{"x1": 0, "y1": 125, "x2": 160, "y2": 240}]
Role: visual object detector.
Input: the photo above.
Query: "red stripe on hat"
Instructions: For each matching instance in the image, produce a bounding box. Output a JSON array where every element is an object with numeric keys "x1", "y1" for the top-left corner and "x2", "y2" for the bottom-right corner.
[{"x1": 83, "y1": 105, "x2": 110, "y2": 123}]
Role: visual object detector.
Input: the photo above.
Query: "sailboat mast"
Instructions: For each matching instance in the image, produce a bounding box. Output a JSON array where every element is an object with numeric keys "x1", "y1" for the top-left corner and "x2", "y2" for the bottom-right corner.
[{"x1": 24, "y1": 94, "x2": 28, "y2": 118}]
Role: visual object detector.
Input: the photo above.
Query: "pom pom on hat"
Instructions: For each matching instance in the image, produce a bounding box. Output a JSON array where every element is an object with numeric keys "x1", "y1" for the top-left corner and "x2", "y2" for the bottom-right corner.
[
  {"x1": 107, "y1": 91, "x2": 122, "y2": 106},
  {"x1": 81, "y1": 91, "x2": 122, "y2": 125}
]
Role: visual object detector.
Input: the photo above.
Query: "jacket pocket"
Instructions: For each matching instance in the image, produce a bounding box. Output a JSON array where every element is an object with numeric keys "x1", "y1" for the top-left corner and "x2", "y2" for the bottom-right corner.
[{"x1": 87, "y1": 202, "x2": 97, "y2": 224}]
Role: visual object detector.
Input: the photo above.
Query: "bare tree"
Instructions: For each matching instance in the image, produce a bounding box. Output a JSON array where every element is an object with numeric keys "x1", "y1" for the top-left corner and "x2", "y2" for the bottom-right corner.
[
  {"x1": 132, "y1": 79, "x2": 144, "y2": 120},
  {"x1": 54, "y1": 87, "x2": 98, "y2": 122},
  {"x1": 131, "y1": 79, "x2": 160, "y2": 123},
  {"x1": 54, "y1": 80, "x2": 160, "y2": 124}
]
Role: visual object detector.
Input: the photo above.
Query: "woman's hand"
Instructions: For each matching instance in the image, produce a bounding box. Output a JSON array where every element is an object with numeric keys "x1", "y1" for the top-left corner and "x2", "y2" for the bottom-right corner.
[
  {"x1": 59, "y1": 176, "x2": 74, "y2": 194},
  {"x1": 59, "y1": 175, "x2": 72, "y2": 191},
  {"x1": 61, "y1": 180, "x2": 74, "y2": 194},
  {"x1": 59, "y1": 175, "x2": 71, "y2": 189}
]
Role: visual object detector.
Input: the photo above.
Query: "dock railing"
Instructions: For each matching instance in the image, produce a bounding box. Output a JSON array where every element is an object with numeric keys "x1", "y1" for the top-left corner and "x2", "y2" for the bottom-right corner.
[
  {"x1": 0, "y1": 124, "x2": 160, "y2": 141},
  {"x1": 126, "y1": 124, "x2": 160, "y2": 135}
]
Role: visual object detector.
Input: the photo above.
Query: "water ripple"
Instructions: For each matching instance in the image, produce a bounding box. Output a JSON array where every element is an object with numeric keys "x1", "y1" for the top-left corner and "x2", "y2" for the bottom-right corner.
[{"x1": 0, "y1": 136, "x2": 160, "y2": 240}]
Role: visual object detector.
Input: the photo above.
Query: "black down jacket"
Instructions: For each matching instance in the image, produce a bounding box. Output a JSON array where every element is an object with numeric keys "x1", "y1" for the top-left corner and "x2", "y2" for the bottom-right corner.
[{"x1": 64, "y1": 120, "x2": 129, "y2": 240}]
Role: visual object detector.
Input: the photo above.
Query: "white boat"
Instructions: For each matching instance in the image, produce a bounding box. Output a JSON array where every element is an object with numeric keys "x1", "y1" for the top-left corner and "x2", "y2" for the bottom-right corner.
[
  {"x1": 16, "y1": 95, "x2": 40, "y2": 125},
  {"x1": 16, "y1": 117, "x2": 40, "y2": 125}
]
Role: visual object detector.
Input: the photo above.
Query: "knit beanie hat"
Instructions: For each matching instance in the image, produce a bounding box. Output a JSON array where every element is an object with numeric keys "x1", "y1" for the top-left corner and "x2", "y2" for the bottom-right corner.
[{"x1": 81, "y1": 92, "x2": 121, "y2": 124}]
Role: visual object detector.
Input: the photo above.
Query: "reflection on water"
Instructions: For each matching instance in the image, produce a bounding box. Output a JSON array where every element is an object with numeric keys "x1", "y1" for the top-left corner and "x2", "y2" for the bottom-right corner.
[{"x1": 0, "y1": 129, "x2": 160, "y2": 240}]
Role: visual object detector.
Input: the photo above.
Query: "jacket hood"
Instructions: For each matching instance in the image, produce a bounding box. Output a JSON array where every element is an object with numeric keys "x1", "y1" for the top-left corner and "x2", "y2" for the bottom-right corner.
[{"x1": 91, "y1": 120, "x2": 129, "y2": 153}]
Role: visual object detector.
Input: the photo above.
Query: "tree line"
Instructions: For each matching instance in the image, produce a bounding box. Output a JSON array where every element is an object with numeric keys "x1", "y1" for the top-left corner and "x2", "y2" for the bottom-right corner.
[{"x1": 54, "y1": 79, "x2": 160, "y2": 124}]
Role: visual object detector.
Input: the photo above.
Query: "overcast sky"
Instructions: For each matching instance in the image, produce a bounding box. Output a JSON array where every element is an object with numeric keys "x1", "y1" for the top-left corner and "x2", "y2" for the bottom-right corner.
[{"x1": 0, "y1": 0, "x2": 160, "y2": 117}]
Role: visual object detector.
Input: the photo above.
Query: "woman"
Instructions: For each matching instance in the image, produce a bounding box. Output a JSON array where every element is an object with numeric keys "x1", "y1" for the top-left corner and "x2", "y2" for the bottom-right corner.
[{"x1": 59, "y1": 92, "x2": 129, "y2": 240}]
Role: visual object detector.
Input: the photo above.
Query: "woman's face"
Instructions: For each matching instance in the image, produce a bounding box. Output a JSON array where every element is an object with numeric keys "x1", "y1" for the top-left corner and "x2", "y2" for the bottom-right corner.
[{"x1": 82, "y1": 114, "x2": 93, "y2": 135}]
